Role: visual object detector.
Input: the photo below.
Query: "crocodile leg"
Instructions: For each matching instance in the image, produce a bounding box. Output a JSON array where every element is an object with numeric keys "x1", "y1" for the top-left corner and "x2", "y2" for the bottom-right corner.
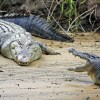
[
  {"x1": 67, "y1": 61, "x2": 91, "y2": 72},
  {"x1": 36, "y1": 41, "x2": 60, "y2": 55}
]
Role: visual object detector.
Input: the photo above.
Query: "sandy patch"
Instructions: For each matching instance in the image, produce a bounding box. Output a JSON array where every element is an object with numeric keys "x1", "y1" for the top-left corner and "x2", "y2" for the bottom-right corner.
[{"x1": 0, "y1": 33, "x2": 100, "y2": 100}]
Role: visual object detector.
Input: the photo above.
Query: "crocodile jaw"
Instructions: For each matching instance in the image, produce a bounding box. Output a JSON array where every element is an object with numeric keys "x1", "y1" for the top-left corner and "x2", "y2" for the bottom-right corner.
[
  {"x1": 15, "y1": 55, "x2": 31, "y2": 66},
  {"x1": 68, "y1": 48, "x2": 89, "y2": 61},
  {"x1": 89, "y1": 69, "x2": 100, "y2": 85}
]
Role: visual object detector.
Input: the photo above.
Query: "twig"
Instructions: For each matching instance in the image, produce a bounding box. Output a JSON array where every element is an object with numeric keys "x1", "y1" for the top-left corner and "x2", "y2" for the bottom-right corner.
[
  {"x1": 0, "y1": 0, "x2": 9, "y2": 9},
  {"x1": 89, "y1": 9, "x2": 95, "y2": 25},
  {"x1": 49, "y1": 0, "x2": 63, "y2": 18},
  {"x1": 67, "y1": 5, "x2": 96, "y2": 32},
  {"x1": 0, "y1": 10, "x2": 6, "y2": 13},
  {"x1": 89, "y1": 5, "x2": 97, "y2": 30},
  {"x1": 79, "y1": 23, "x2": 86, "y2": 32},
  {"x1": 52, "y1": 16, "x2": 68, "y2": 34},
  {"x1": 47, "y1": 0, "x2": 55, "y2": 18},
  {"x1": 41, "y1": 0, "x2": 68, "y2": 35},
  {"x1": 80, "y1": 0, "x2": 86, "y2": 4},
  {"x1": 94, "y1": 26, "x2": 100, "y2": 33}
]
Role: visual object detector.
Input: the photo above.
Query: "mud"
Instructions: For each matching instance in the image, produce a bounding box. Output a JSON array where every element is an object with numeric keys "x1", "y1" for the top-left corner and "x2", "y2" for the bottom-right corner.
[{"x1": 0, "y1": 33, "x2": 100, "y2": 100}]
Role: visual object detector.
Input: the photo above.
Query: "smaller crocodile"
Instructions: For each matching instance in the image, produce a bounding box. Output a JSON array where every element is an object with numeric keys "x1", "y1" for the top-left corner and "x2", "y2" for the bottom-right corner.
[
  {"x1": 0, "y1": 14, "x2": 74, "y2": 42},
  {"x1": 67, "y1": 48, "x2": 100, "y2": 85}
]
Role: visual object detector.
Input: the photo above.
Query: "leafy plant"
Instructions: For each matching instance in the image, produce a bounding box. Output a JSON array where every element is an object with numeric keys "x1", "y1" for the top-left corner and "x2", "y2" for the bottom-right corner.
[
  {"x1": 60, "y1": 0, "x2": 78, "y2": 31},
  {"x1": 60, "y1": 0, "x2": 86, "y2": 32}
]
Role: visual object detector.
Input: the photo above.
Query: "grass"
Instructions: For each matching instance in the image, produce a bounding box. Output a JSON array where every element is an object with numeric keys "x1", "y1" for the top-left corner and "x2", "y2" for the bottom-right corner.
[{"x1": 60, "y1": 0, "x2": 86, "y2": 32}]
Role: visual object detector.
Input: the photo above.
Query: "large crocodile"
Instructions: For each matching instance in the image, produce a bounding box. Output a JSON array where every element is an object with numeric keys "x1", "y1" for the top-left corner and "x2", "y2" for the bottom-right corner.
[
  {"x1": 0, "y1": 14, "x2": 74, "y2": 42},
  {"x1": 0, "y1": 19, "x2": 59, "y2": 66},
  {"x1": 68, "y1": 48, "x2": 100, "y2": 85}
]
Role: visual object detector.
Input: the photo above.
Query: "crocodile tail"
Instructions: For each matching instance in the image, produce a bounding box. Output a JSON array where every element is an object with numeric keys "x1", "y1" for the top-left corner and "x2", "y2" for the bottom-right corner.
[
  {"x1": 0, "y1": 14, "x2": 74, "y2": 42},
  {"x1": 68, "y1": 48, "x2": 100, "y2": 61},
  {"x1": 28, "y1": 15, "x2": 74, "y2": 42},
  {"x1": 46, "y1": 29, "x2": 74, "y2": 42},
  {"x1": 26, "y1": 15, "x2": 74, "y2": 42},
  {"x1": 33, "y1": 19, "x2": 74, "y2": 42}
]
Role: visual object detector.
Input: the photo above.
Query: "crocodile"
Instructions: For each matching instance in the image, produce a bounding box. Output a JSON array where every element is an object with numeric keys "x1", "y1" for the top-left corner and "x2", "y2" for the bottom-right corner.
[
  {"x1": 0, "y1": 19, "x2": 59, "y2": 66},
  {"x1": 67, "y1": 48, "x2": 100, "y2": 85},
  {"x1": 0, "y1": 14, "x2": 74, "y2": 42}
]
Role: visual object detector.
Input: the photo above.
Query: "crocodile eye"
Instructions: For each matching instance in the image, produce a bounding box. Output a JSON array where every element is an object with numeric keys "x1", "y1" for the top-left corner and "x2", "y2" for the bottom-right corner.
[
  {"x1": 11, "y1": 43, "x2": 16, "y2": 49},
  {"x1": 27, "y1": 41, "x2": 33, "y2": 46},
  {"x1": 29, "y1": 43, "x2": 33, "y2": 46},
  {"x1": 11, "y1": 42, "x2": 19, "y2": 49}
]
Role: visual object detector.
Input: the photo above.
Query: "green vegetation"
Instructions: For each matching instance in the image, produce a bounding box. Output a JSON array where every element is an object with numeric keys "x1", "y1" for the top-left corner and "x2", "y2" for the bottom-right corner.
[
  {"x1": 60, "y1": 0, "x2": 86, "y2": 32},
  {"x1": 0, "y1": 0, "x2": 90, "y2": 32},
  {"x1": 61, "y1": 0, "x2": 77, "y2": 24},
  {"x1": 0, "y1": 0, "x2": 6, "y2": 9}
]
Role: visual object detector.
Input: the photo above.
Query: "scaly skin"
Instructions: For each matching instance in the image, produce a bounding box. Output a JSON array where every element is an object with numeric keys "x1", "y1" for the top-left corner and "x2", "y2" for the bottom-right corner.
[
  {"x1": 68, "y1": 48, "x2": 100, "y2": 85},
  {"x1": 0, "y1": 14, "x2": 74, "y2": 42},
  {"x1": 0, "y1": 19, "x2": 59, "y2": 66}
]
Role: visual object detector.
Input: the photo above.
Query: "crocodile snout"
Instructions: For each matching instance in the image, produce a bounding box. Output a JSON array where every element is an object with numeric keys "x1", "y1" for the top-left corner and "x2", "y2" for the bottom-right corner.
[{"x1": 16, "y1": 55, "x2": 31, "y2": 66}]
